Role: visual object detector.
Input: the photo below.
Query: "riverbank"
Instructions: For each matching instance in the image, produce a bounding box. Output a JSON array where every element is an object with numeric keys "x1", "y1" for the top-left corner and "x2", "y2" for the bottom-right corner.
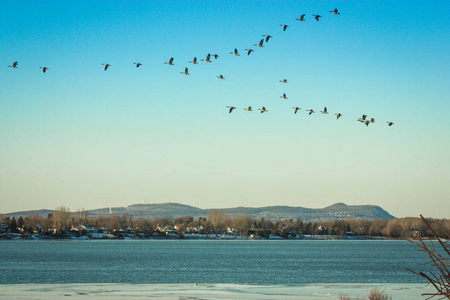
[{"x1": 0, "y1": 283, "x2": 431, "y2": 299}]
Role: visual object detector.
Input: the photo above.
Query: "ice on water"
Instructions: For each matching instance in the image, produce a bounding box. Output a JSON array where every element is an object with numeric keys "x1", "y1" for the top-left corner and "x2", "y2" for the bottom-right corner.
[{"x1": 0, "y1": 283, "x2": 431, "y2": 299}]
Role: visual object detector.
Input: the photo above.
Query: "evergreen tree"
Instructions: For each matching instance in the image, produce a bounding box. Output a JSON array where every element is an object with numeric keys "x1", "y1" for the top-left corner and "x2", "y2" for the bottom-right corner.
[{"x1": 9, "y1": 217, "x2": 17, "y2": 231}]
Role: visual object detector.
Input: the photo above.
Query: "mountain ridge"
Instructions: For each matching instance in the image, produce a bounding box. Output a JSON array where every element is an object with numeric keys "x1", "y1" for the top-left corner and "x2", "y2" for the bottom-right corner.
[{"x1": 2, "y1": 202, "x2": 395, "y2": 221}]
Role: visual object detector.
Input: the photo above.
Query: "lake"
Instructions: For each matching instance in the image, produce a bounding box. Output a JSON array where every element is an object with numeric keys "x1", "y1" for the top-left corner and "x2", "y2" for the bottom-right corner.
[{"x1": 0, "y1": 240, "x2": 432, "y2": 284}]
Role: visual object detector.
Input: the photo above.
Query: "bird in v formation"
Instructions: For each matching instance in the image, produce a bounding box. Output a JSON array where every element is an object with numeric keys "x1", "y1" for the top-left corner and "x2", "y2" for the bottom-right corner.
[
  {"x1": 8, "y1": 9, "x2": 393, "y2": 126},
  {"x1": 8, "y1": 8, "x2": 341, "y2": 77},
  {"x1": 262, "y1": 35, "x2": 272, "y2": 42},
  {"x1": 8, "y1": 61, "x2": 18, "y2": 68},
  {"x1": 225, "y1": 106, "x2": 392, "y2": 126},
  {"x1": 295, "y1": 14, "x2": 306, "y2": 22}
]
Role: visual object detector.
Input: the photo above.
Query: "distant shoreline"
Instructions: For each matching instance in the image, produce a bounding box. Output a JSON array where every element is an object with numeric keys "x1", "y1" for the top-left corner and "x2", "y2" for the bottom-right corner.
[{"x1": 2, "y1": 233, "x2": 442, "y2": 241}]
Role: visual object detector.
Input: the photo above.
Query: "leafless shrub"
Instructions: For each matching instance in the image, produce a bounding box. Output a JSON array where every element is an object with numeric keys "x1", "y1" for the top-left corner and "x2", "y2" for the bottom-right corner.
[{"x1": 408, "y1": 215, "x2": 450, "y2": 299}]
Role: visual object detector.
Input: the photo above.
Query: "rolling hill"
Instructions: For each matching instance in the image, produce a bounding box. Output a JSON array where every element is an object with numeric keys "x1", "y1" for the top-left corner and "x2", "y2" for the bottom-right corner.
[{"x1": 2, "y1": 202, "x2": 395, "y2": 221}]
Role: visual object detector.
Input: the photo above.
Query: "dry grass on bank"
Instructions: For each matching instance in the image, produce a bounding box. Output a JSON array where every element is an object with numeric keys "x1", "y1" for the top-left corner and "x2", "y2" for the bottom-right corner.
[{"x1": 339, "y1": 287, "x2": 392, "y2": 300}]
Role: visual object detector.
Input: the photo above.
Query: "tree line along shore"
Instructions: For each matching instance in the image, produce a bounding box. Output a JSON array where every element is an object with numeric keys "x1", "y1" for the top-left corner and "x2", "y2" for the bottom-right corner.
[{"x1": 1, "y1": 207, "x2": 449, "y2": 240}]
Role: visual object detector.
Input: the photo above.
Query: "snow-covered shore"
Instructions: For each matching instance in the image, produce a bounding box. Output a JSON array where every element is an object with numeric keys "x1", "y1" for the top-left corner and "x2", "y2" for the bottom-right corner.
[
  {"x1": 0, "y1": 283, "x2": 431, "y2": 299},
  {"x1": 1, "y1": 233, "x2": 384, "y2": 240}
]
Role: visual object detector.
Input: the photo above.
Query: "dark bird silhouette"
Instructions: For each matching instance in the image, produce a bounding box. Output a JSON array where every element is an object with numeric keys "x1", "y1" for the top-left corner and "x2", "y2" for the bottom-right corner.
[
  {"x1": 212, "y1": 54, "x2": 219, "y2": 60},
  {"x1": 370, "y1": 118, "x2": 375, "y2": 123},
  {"x1": 244, "y1": 49, "x2": 255, "y2": 55},
  {"x1": 358, "y1": 114, "x2": 367, "y2": 122},
  {"x1": 280, "y1": 24, "x2": 289, "y2": 31},
  {"x1": 189, "y1": 57, "x2": 198, "y2": 64},
  {"x1": 280, "y1": 93, "x2": 288, "y2": 99},
  {"x1": 295, "y1": 14, "x2": 306, "y2": 21},
  {"x1": 244, "y1": 106, "x2": 253, "y2": 111},
  {"x1": 262, "y1": 35, "x2": 272, "y2": 42},
  {"x1": 181, "y1": 67, "x2": 190, "y2": 75},
  {"x1": 217, "y1": 74, "x2": 225, "y2": 79},
  {"x1": 134, "y1": 62, "x2": 142, "y2": 68},
  {"x1": 164, "y1": 57, "x2": 174, "y2": 65},
  {"x1": 386, "y1": 121, "x2": 394, "y2": 126},
  {"x1": 201, "y1": 53, "x2": 212, "y2": 63},
  {"x1": 226, "y1": 106, "x2": 236, "y2": 113},
  {"x1": 8, "y1": 61, "x2": 18, "y2": 68},
  {"x1": 335, "y1": 113, "x2": 342, "y2": 119},
  {"x1": 40, "y1": 67, "x2": 49, "y2": 73},
  {"x1": 320, "y1": 107, "x2": 328, "y2": 114},
  {"x1": 330, "y1": 8, "x2": 340, "y2": 15},
  {"x1": 258, "y1": 106, "x2": 268, "y2": 113},
  {"x1": 313, "y1": 15, "x2": 322, "y2": 21},
  {"x1": 255, "y1": 39, "x2": 264, "y2": 48},
  {"x1": 307, "y1": 109, "x2": 315, "y2": 115},
  {"x1": 280, "y1": 79, "x2": 288, "y2": 83},
  {"x1": 365, "y1": 120, "x2": 370, "y2": 126},
  {"x1": 230, "y1": 48, "x2": 240, "y2": 56},
  {"x1": 293, "y1": 107, "x2": 301, "y2": 114},
  {"x1": 102, "y1": 64, "x2": 110, "y2": 71}
]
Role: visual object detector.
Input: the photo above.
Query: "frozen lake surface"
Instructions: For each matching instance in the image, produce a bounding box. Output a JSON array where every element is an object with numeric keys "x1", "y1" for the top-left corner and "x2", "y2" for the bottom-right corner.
[{"x1": 0, "y1": 283, "x2": 431, "y2": 299}]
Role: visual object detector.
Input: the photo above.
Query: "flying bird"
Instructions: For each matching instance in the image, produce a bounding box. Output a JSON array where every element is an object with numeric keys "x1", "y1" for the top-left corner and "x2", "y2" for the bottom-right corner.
[
  {"x1": 313, "y1": 15, "x2": 322, "y2": 21},
  {"x1": 40, "y1": 67, "x2": 49, "y2": 73},
  {"x1": 330, "y1": 8, "x2": 340, "y2": 15},
  {"x1": 8, "y1": 61, "x2": 18, "y2": 68},
  {"x1": 134, "y1": 62, "x2": 142, "y2": 68},
  {"x1": 320, "y1": 107, "x2": 328, "y2": 114},
  {"x1": 230, "y1": 48, "x2": 240, "y2": 56},
  {"x1": 226, "y1": 106, "x2": 236, "y2": 113},
  {"x1": 280, "y1": 24, "x2": 289, "y2": 31},
  {"x1": 280, "y1": 93, "x2": 288, "y2": 99},
  {"x1": 262, "y1": 35, "x2": 272, "y2": 42},
  {"x1": 386, "y1": 121, "x2": 394, "y2": 126},
  {"x1": 307, "y1": 109, "x2": 315, "y2": 115},
  {"x1": 164, "y1": 57, "x2": 174, "y2": 65},
  {"x1": 201, "y1": 53, "x2": 212, "y2": 63},
  {"x1": 212, "y1": 54, "x2": 219, "y2": 59},
  {"x1": 335, "y1": 113, "x2": 342, "y2": 119},
  {"x1": 244, "y1": 106, "x2": 253, "y2": 111},
  {"x1": 181, "y1": 67, "x2": 190, "y2": 75},
  {"x1": 293, "y1": 107, "x2": 301, "y2": 114},
  {"x1": 244, "y1": 49, "x2": 255, "y2": 55},
  {"x1": 102, "y1": 64, "x2": 110, "y2": 71},
  {"x1": 189, "y1": 57, "x2": 198, "y2": 64},
  {"x1": 370, "y1": 118, "x2": 375, "y2": 123},
  {"x1": 258, "y1": 107, "x2": 268, "y2": 113},
  {"x1": 254, "y1": 39, "x2": 264, "y2": 48},
  {"x1": 295, "y1": 14, "x2": 306, "y2": 21},
  {"x1": 358, "y1": 114, "x2": 367, "y2": 122},
  {"x1": 280, "y1": 79, "x2": 288, "y2": 83},
  {"x1": 365, "y1": 120, "x2": 370, "y2": 126},
  {"x1": 217, "y1": 74, "x2": 225, "y2": 79}
]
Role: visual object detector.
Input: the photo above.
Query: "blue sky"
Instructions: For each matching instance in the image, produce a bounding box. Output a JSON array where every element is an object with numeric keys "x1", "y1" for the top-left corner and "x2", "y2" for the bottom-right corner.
[{"x1": 1, "y1": 0, "x2": 449, "y2": 218}]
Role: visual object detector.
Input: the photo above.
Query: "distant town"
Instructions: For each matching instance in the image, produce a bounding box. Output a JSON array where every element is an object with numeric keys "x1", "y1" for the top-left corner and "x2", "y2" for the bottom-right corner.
[{"x1": 1, "y1": 206, "x2": 448, "y2": 240}]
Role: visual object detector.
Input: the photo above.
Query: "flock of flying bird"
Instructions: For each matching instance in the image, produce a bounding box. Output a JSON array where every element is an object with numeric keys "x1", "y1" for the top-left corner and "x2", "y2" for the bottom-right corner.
[
  {"x1": 225, "y1": 105, "x2": 394, "y2": 127},
  {"x1": 7, "y1": 8, "x2": 395, "y2": 127}
]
